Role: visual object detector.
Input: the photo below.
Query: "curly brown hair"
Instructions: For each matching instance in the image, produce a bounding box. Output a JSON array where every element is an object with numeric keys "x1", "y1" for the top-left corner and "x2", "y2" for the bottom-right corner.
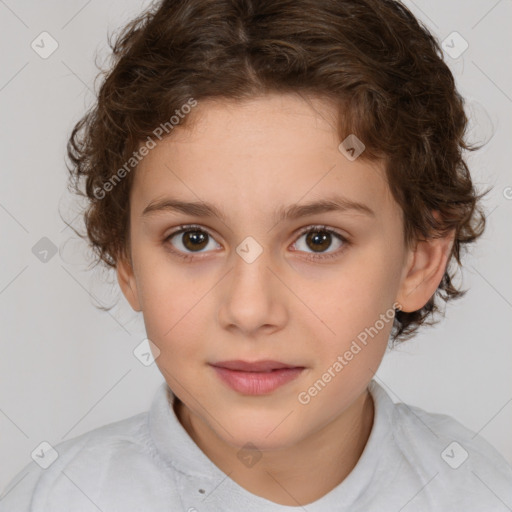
[{"x1": 65, "y1": 0, "x2": 489, "y2": 344}]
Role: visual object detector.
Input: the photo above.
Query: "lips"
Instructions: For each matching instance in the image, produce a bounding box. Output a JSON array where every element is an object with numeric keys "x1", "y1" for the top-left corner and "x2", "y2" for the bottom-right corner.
[
  {"x1": 210, "y1": 360, "x2": 302, "y2": 372},
  {"x1": 209, "y1": 360, "x2": 306, "y2": 395}
]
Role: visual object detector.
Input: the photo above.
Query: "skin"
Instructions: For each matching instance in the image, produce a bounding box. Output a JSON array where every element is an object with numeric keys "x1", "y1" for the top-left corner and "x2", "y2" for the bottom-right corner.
[{"x1": 117, "y1": 93, "x2": 454, "y2": 505}]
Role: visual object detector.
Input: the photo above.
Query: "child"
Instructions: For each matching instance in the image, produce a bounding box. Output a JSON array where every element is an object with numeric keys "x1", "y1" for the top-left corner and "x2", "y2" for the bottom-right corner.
[{"x1": 2, "y1": 0, "x2": 511, "y2": 510}]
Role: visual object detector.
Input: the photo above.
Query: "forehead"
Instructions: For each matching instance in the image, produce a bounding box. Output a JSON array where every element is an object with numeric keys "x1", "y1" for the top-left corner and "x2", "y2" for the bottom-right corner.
[{"x1": 131, "y1": 94, "x2": 396, "y2": 222}]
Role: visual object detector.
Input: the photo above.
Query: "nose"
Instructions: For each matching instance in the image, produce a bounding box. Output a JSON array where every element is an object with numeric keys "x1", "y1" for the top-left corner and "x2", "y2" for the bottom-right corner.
[{"x1": 217, "y1": 246, "x2": 288, "y2": 336}]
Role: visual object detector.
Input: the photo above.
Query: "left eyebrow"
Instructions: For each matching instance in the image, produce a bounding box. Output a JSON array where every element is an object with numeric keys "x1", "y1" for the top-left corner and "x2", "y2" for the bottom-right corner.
[
  {"x1": 276, "y1": 195, "x2": 375, "y2": 221},
  {"x1": 141, "y1": 194, "x2": 375, "y2": 222}
]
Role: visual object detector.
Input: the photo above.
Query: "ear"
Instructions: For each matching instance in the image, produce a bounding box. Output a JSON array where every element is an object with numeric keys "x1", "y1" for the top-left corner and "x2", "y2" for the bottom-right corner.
[
  {"x1": 116, "y1": 255, "x2": 142, "y2": 312},
  {"x1": 396, "y1": 214, "x2": 455, "y2": 313}
]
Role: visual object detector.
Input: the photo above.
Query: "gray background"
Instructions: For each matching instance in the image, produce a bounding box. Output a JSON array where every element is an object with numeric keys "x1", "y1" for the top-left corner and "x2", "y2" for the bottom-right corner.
[{"x1": 1, "y1": 0, "x2": 511, "y2": 492}]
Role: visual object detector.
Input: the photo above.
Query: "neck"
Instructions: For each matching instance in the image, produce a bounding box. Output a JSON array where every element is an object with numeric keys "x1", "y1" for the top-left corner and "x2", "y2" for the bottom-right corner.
[{"x1": 174, "y1": 389, "x2": 375, "y2": 506}]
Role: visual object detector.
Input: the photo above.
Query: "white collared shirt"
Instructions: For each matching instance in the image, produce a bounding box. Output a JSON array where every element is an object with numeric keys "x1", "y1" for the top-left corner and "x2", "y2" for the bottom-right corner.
[{"x1": 2, "y1": 380, "x2": 512, "y2": 511}]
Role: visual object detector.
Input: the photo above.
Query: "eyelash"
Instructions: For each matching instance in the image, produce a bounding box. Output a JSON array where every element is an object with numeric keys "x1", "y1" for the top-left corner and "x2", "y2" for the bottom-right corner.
[{"x1": 164, "y1": 224, "x2": 350, "y2": 262}]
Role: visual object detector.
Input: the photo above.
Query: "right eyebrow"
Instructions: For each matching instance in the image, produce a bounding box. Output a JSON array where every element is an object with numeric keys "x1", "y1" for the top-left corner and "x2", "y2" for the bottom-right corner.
[{"x1": 142, "y1": 199, "x2": 226, "y2": 220}]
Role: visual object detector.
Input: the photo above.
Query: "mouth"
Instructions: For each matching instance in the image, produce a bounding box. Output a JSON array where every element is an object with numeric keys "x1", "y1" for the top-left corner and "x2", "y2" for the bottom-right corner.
[
  {"x1": 209, "y1": 360, "x2": 306, "y2": 395},
  {"x1": 210, "y1": 359, "x2": 303, "y2": 372}
]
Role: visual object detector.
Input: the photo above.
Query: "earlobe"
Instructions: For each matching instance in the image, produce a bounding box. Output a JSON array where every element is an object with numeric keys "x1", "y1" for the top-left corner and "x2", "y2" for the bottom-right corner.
[
  {"x1": 396, "y1": 228, "x2": 455, "y2": 313},
  {"x1": 116, "y1": 256, "x2": 142, "y2": 312}
]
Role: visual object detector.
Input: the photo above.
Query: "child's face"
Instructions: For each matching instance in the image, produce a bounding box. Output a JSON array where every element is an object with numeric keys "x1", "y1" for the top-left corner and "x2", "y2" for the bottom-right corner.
[{"x1": 118, "y1": 93, "x2": 428, "y2": 450}]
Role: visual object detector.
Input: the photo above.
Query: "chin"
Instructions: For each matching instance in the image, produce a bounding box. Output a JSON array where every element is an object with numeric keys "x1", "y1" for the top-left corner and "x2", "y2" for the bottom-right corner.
[{"x1": 212, "y1": 412, "x2": 302, "y2": 450}]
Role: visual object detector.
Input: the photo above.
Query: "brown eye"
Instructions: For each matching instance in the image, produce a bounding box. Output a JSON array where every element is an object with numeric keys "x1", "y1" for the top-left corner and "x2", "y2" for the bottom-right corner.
[
  {"x1": 166, "y1": 226, "x2": 220, "y2": 255},
  {"x1": 305, "y1": 229, "x2": 333, "y2": 252},
  {"x1": 181, "y1": 230, "x2": 208, "y2": 251},
  {"x1": 292, "y1": 225, "x2": 347, "y2": 259}
]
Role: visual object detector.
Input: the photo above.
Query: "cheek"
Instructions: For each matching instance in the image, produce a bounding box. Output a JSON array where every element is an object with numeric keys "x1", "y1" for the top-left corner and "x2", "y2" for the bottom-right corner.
[
  {"x1": 134, "y1": 260, "x2": 213, "y2": 364},
  {"x1": 302, "y1": 245, "x2": 400, "y2": 358},
  {"x1": 319, "y1": 252, "x2": 398, "y2": 311}
]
